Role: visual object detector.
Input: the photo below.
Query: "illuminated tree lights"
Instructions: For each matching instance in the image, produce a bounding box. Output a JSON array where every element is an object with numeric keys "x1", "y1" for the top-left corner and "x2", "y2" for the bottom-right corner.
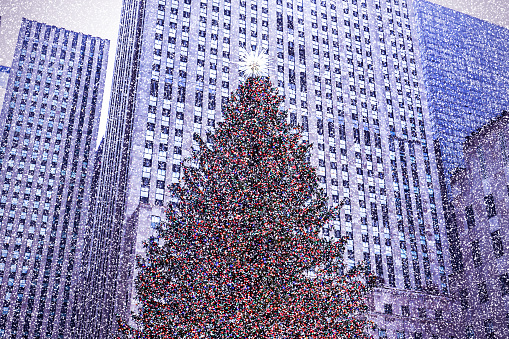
[{"x1": 117, "y1": 76, "x2": 373, "y2": 338}]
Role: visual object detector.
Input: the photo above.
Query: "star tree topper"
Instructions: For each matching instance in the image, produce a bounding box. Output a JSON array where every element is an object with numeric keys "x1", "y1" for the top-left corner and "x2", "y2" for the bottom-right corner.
[{"x1": 237, "y1": 47, "x2": 271, "y2": 78}]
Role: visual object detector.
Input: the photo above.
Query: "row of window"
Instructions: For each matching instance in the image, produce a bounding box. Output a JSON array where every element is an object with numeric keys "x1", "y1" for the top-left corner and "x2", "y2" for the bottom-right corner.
[
  {"x1": 458, "y1": 275, "x2": 509, "y2": 310},
  {"x1": 464, "y1": 193, "x2": 498, "y2": 231},
  {"x1": 470, "y1": 230, "x2": 504, "y2": 268},
  {"x1": 148, "y1": 0, "x2": 433, "y2": 295},
  {"x1": 376, "y1": 0, "x2": 444, "y2": 288},
  {"x1": 0, "y1": 22, "x2": 104, "y2": 336},
  {"x1": 383, "y1": 302, "x2": 439, "y2": 319}
]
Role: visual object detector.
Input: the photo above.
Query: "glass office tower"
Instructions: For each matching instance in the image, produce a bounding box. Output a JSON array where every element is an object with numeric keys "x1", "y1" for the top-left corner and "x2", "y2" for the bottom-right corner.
[
  {"x1": 0, "y1": 19, "x2": 109, "y2": 338},
  {"x1": 78, "y1": 0, "x2": 456, "y2": 338},
  {"x1": 414, "y1": 0, "x2": 509, "y2": 184}
]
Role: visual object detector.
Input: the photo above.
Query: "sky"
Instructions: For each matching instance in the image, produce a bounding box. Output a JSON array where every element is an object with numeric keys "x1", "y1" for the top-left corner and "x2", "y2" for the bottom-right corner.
[{"x1": 0, "y1": 0, "x2": 508, "y2": 146}]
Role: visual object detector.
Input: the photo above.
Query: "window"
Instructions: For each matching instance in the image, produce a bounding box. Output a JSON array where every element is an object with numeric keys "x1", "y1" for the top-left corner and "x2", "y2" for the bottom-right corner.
[
  {"x1": 460, "y1": 289, "x2": 469, "y2": 310},
  {"x1": 484, "y1": 319, "x2": 495, "y2": 339},
  {"x1": 378, "y1": 329, "x2": 387, "y2": 338},
  {"x1": 491, "y1": 230, "x2": 504, "y2": 257},
  {"x1": 465, "y1": 326, "x2": 475, "y2": 339},
  {"x1": 396, "y1": 332, "x2": 405, "y2": 339},
  {"x1": 435, "y1": 309, "x2": 442, "y2": 320},
  {"x1": 384, "y1": 303, "x2": 392, "y2": 315},
  {"x1": 472, "y1": 240, "x2": 482, "y2": 267},
  {"x1": 478, "y1": 282, "x2": 488, "y2": 303},
  {"x1": 151, "y1": 215, "x2": 161, "y2": 229},
  {"x1": 401, "y1": 305, "x2": 410, "y2": 317},
  {"x1": 418, "y1": 307, "x2": 426, "y2": 318},
  {"x1": 500, "y1": 274, "x2": 509, "y2": 296},
  {"x1": 465, "y1": 205, "x2": 475, "y2": 229},
  {"x1": 484, "y1": 194, "x2": 496, "y2": 218}
]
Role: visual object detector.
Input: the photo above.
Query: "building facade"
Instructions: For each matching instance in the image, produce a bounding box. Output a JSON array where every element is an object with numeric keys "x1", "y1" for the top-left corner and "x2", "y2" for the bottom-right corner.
[
  {"x1": 0, "y1": 66, "x2": 10, "y2": 89},
  {"x1": 79, "y1": 0, "x2": 454, "y2": 338},
  {"x1": 447, "y1": 111, "x2": 509, "y2": 339},
  {"x1": 0, "y1": 66, "x2": 11, "y2": 109},
  {"x1": 413, "y1": 0, "x2": 509, "y2": 273},
  {"x1": 0, "y1": 19, "x2": 109, "y2": 338}
]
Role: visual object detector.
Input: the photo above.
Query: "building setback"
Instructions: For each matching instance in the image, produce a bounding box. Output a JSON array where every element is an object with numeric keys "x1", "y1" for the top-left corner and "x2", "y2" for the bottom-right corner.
[
  {"x1": 0, "y1": 19, "x2": 109, "y2": 338},
  {"x1": 77, "y1": 0, "x2": 456, "y2": 338},
  {"x1": 0, "y1": 66, "x2": 10, "y2": 109},
  {"x1": 0, "y1": 66, "x2": 10, "y2": 89},
  {"x1": 447, "y1": 111, "x2": 509, "y2": 339}
]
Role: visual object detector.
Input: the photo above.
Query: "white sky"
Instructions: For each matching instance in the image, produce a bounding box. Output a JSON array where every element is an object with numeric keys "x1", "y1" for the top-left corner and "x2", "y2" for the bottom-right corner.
[{"x1": 0, "y1": 0, "x2": 508, "y2": 148}]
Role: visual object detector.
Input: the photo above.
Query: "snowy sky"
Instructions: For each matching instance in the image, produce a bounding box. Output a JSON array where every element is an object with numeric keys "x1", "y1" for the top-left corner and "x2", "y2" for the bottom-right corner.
[{"x1": 0, "y1": 0, "x2": 508, "y2": 147}]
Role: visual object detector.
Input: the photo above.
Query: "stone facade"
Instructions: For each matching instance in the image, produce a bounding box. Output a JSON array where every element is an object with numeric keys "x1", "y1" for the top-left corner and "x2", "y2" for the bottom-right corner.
[{"x1": 447, "y1": 111, "x2": 509, "y2": 339}]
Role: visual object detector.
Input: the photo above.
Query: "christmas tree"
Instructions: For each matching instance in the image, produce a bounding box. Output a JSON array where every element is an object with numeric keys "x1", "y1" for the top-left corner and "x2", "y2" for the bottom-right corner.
[{"x1": 117, "y1": 61, "x2": 373, "y2": 338}]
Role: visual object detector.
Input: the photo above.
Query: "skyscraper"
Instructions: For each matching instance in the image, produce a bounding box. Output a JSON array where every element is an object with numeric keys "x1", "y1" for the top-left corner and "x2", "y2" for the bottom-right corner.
[
  {"x1": 414, "y1": 0, "x2": 509, "y2": 184},
  {"x1": 0, "y1": 19, "x2": 109, "y2": 338},
  {"x1": 79, "y1": 0, "x2": 455, "y2": 338},
  {"x1": 413, "y1": 0, "x2": 509, "y2": 273}
]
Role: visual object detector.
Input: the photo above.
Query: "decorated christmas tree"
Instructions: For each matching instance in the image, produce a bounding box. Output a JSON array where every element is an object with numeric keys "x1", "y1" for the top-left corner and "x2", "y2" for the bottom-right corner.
[{"x1": 117, "y1": 50, "x2": 373, "y2": 338}]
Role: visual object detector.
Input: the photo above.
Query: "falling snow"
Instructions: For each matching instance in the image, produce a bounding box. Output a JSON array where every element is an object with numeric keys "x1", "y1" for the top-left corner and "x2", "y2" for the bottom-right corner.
[{"x1": 0, "y1": 0, "x2": 508, "y2": 338}]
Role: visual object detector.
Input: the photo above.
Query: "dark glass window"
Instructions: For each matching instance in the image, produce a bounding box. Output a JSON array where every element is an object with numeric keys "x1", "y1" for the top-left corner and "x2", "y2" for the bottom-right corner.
[
  {"x1": 484, "y1": 194, "x2": 496, "y2": 218},
  {"x1": 150, "y1": 80, "x2": 158, "y2": 97},
  {"x1": 401, "y1": 305, "x2": 410, "y2": 317},
  {"x1": 478, "y1": 282, "x2": 488, "y2": 303},
  {"x1": 435, "y1": 309, "x2": 442, "y2": 320},
  {"x1": 301, "y1": 116, "x2": 308, "y2": 132},
  {"x1": 384, "y1": 303, "x2": 392, "y2": 315},
  {"x1": 500, "y1": 274, "x2": 509, "y2": 296},
  {"x1": 177, "y1": 86, "x2": 186, "y2": 102},
  {"x1": 164, "y1": 83, "x2": 172, "y2": 99},
  {"x1": 460, "y1": 289, "x2": 469, "y2": 310},
  {"x1": 465, "y1": 206, "x2": 475, "y2": 229},
  {"x1": 491, "y1": 230, "x2": 504, "y2": 257},
  {"x1": 484, "y1": 319, "x2": 495, "y2": 339},
  {"x1": 472, "y1": 240, "x2": 482, "y2": 267}
]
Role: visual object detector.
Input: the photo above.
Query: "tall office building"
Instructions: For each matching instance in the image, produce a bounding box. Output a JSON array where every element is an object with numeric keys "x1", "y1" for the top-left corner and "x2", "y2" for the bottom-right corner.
[
  {"x1": 79, "y1": 0, "x2": 456, "y2": 338},
  {"x1": 0, "y1": 19, "x2": 109, "y2": 338},
  {"x1": 414, "y1": 0, "x2": 509, "y2": 183},
  {"x1": 413, "y1": 0, "x2": 509, "y2": 273}
]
